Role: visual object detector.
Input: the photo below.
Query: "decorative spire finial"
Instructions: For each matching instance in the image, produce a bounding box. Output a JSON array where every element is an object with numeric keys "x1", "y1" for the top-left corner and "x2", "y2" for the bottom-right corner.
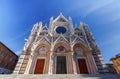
[
  {"x1": 80, "y1": 22, "x2": 83, "y2": 26},
  {"x1": 50, "y1": 16, "x2": 53, "y2": 20},
  {"x1": 60, "y1": 12, "x2": 63, "y2": 16},
  {"x1": 45, "y1": 24, "x2": 47, "y2": 27},
  {"x1": 68, "y1": 16, "x2": 72, "y2": 20}
]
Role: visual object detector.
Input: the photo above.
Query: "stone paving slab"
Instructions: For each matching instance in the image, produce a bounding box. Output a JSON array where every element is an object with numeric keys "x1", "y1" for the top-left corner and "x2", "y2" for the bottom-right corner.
[{"x1": 0, "y1": 74, "x2": 120, "y2": 79}]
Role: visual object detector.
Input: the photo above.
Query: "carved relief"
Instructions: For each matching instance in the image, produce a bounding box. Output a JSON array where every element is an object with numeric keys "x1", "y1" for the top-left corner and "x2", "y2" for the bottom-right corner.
[
  {"x1": 54, "y1": 46, "x2": 67, "y2": 53},
  {"x1": 74, "y1": 47, "x2": 84, "y2": 57}
]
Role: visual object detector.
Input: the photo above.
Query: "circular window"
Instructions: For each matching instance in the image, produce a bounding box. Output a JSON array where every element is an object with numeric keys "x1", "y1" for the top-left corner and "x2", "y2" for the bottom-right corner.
[{"x1": 56, "y1": 27, "x2": 66, "y2": 34}]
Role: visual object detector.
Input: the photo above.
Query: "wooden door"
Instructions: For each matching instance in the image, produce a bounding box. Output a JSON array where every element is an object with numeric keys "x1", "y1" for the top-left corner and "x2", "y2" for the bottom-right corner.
[
  {"x1": 34, "y1": 59, "x2": 45, "y2": 74},
  {"x1": 78, "y1": 59, "x2": 88, "y2": 74}
]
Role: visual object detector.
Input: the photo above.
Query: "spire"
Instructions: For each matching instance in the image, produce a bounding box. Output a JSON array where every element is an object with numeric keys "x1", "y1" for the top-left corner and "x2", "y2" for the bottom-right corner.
[
  {"x1": 68, "y1": 16, "x2": 73, "y2": 25},
  {"x1": 38, "y1": 21, "x2": 42, "y2": 28},
  {"x1": 49, "y1": 16, "x2": 53, "y2": 31},
  {"x1": 44, "y1": 24, "x2": 47, "y2": 27},
  {"x1": 80, "y1": 22, "x2": 83, "y2": 26},
  {"x1": 31, "y1": 23, "x2": 39, "y2": 33},
  {"x1": 50, "y1": 16, "x2": 53, "y2": 21},
  {"x1": 68, "y1": 16, "x2": 74, "y2": 34},
  {"x1": 80, "y1": 22, "x2": 84, "y2": 28},
  {"x1": 68, "y1": 16, "x2": 72, "y2": 20},
  {"x1": 60, "y1": 12, "x2": 63, "y2": 16},
  {"x1": 37, "y1": 21, "x2": 42, "y2": 35}
]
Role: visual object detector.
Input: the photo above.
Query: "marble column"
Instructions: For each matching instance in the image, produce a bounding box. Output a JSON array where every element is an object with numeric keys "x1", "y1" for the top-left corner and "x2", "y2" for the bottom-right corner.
[
  {"x1": 44, "y1": 52, "x2": 50, "y2": 74},
  {"x1": 48, "y1": 52, "x2": 53, "y2": 74},
  {"x1": 72, "y1": 52, "x2": 77, "y2": 74}
]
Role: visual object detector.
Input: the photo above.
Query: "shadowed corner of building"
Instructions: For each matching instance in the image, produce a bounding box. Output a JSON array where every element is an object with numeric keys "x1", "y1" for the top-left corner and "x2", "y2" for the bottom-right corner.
[{"x1": 0, "y1": 41, "x2": 18, "y2": 74}]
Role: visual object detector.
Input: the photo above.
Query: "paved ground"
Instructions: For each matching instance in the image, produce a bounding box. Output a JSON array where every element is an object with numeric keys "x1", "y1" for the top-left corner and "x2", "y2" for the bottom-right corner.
[{"x1": 0, "y1": 74, "x2": 120, "y2": 79}]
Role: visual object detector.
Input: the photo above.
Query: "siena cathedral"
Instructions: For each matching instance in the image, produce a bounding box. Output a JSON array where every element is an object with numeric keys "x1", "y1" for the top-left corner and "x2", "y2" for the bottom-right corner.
[{"x1": 14, "y1": 13, "x2": 108, "y2": 74}]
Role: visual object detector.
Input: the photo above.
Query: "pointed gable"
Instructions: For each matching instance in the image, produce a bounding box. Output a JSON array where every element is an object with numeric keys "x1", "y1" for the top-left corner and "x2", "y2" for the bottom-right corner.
[
  {"x1": 72, "y1": 36, "x2": 85, "y2": 45},
  {"x1": 53, "y1": 13, "x2": 68, "y2": 22},
  {"x1": 56, "y1": 17, "x2": 66, "y2": 22},
  {"x1": 38, "y1": 36, "x2": 51, "y2": 44},
  {"x1": 55, "y1": 35, "x2": 68, "y2": 43},
  {"x1": 42, "y1": 26, "x2": 48, "y2": 30}
]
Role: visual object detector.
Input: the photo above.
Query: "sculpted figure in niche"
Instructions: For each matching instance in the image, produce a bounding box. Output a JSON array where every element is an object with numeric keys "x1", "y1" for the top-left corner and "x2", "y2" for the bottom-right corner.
[
  {"x1": 55, "y1": 46, "x2": 66, "y2": 53},
  {"x1": 38, "y1": 46, "x2": 47, "y2": 55},
  {"x1": 74, "y1": 47, "x2": 84, "y2": 56}
]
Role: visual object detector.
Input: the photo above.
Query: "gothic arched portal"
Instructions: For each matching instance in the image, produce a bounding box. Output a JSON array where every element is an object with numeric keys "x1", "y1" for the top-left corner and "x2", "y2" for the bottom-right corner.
[
  {"x1": 73, "y1": 43, "x2": 89, "y2": 74},
  {"x1": 26, "y1": 42, "x2": 50, "y2": 74},
  {"x1": 53, "y1": 42, "x2": 70, "y2": 74}
]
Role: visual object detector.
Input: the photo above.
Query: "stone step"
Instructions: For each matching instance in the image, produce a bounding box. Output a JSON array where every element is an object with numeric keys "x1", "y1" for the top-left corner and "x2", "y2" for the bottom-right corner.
[{"x1": 0, "y1": 74, "x2": 120, "y2": 79}]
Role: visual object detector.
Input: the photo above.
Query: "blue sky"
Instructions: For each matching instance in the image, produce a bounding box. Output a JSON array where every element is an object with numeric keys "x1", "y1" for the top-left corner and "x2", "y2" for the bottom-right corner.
[{"x1": 0, "y1": 0, "x2": 120, "y2": 63}]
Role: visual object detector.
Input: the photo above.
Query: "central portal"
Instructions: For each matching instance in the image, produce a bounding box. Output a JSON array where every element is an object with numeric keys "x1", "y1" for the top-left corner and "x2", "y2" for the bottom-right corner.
[{"x1": 56, "y1": 56, "x2": 67, "y2": 74}]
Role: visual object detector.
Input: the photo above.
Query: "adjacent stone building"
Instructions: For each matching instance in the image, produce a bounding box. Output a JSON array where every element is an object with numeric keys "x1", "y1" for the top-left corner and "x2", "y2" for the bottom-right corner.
[
  {"x1": 106, "y1": 64, "x2": 117, "y2": 74},
  {"x1": 0, "y1": 42, "x2": 18, "y2": 74},
  {"x1": 111, "y1": 54, "x2": 120, "y2": 74},
  {"x1": 14, "y1": 13, "x2": 108, "y2": 74}
]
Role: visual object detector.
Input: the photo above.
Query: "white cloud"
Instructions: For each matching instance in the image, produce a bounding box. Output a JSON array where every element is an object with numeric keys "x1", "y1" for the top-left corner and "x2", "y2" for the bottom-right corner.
[
  {"x1": 82, "y1": 0, "x2": 114, "y2": 17},
  {"x1": 66, "y1": 0, "x2": 115, "y2": 20}
]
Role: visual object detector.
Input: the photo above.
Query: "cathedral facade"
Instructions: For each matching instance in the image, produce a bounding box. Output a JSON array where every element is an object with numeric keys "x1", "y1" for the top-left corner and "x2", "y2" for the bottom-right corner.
[{"x1": 14, "y1": 13, "x2": 108, "y2": 74}]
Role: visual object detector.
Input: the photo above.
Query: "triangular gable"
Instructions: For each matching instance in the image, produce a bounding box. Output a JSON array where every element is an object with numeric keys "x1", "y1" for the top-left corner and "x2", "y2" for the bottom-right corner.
[
  {"x1": 70, "y1": 35, "x2": 76, "y2": 42},
  {"x1": 72, "y1": 36, "x2": 85, "y2": 44},
  {"x1": 53, "y1": 13, "x2": 68, "y2": 22},
  {"x1": 42, "y1": 26, "x2": 48, "y2": 30},
  {"x1": 38, "y1": 36, "x2": 50, "y2": 44},
  {"x1": 33, "y1": 36, "x2": 51, "y2": 50},
  {"x1": 56, "y1": 17, "x2": 66, "y2": 22},
  {"x1": 55, "y1": 35, "x2": 68, "y2": 43},
  {"x1": 74, "y1": 27, "x2": 80, "y2": 31}
]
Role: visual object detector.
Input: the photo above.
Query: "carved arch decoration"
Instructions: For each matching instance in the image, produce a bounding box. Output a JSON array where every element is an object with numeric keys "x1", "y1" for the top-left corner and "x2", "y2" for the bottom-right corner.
[
  {"x1": 32, "y1": 42, "x2": 50, "y2": 56},
  {"x1": 26, "y1": 42, "x2": 50, "y2": 74},
  {"x1": 73, "y1": 43, "x2": 85, "y2": 57},
  {"x1": 53, "y1": 42, "x2": 70, "y2": 53},
  {"x1": 72, "y1": 42, "x2": 91, "y2": 55}
]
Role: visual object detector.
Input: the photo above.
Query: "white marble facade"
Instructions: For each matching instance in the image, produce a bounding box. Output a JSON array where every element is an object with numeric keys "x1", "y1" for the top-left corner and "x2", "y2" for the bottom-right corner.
[{"x1": 14, "y1": 13, "x2": 108, "y2": 74}]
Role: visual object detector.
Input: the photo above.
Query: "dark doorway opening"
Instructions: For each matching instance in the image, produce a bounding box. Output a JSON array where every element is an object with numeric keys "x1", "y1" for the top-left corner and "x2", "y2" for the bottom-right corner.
[{"x1": 56, "y1": 56, "x2": 67, "y2": 74}]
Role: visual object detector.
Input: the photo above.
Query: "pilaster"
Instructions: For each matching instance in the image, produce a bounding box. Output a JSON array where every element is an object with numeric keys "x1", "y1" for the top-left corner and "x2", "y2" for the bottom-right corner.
[
  {"x1": 48, "y1": 52, "x2": 53, "y2": 74},
  {"x1": 71, "y1": 52, "x2": 77, "y2": 74},
  {"x1": 44, "y1": 52, "x2": 50, "y2": 74},
  {"x1": 66, "y1": 52, "x2": 74, "y2": 74},
  {"x1": 86, "y1": 53, "x2": 98, "y2": 74}
]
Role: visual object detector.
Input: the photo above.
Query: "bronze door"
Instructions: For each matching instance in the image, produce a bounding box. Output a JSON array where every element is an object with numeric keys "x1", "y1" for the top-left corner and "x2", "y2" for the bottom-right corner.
[
  {"x1": 34, "y1": 59, "x2": 45, "y2": 74},
  {"x1": 78, "y1": 59, "x2": 88, "y2": 74},
  {"x1": 56, "y1": 56, "x2": 67, "y2": 74}
]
